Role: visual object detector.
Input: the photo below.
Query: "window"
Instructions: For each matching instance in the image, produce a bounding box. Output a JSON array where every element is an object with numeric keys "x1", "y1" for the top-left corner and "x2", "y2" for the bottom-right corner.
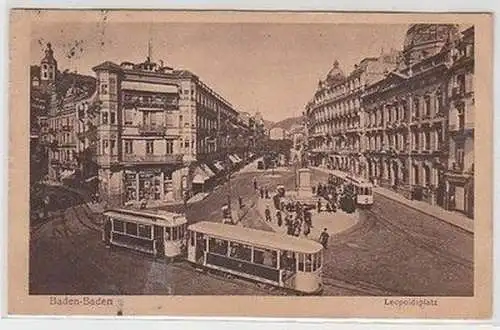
[
  {"x1": 166, "y1": 140, "x2": 174, "y2": 154},
  {"x1": 110, "y1": 140, "x2": 116, "y2": 154},
  {"x1": 113, "y1": 220, "x2": 124, "y2": 232},
  {"x1": 424, "y1": 166, "x2": 431, "y2": 186},
  {"x1": 125, "y1": 222, "x2": 138, "y2": 236},
  {"x1": 109, "y1": 77, "x2": 117, "y2": 96},
  {"x1": 184, "y1": 140, "x2": 190, "y2": 148},
  {"x1": 102, "y1": 111, "x2": 109, "y2": 124},
  {"x1": 124, "y1": 109, "x2": 134, "y2": 125},
  {"x1": 253, "y1": 248, "x2": 277, "y2": 268},
  {"x1": 102, "y1": 140, "x2": 109, "y2": 154},
  {"x1": 229, "y1": 242, "x2": 252, "y2": 262},
  {"x1": 101, "y1": 83, "x2": 108, "y2": 95},
  {"x1": 424, "y1": 96, "x2": 431, "y2": 117},
  {"x1": 424, "y1": 132, "x2": 431, "y2": 150},
  {"x1": 110, "y1": 111, "x2": 116, "y2": 124},
  {"x1": 138, "y1": 224, "x2": 152, "y2": 239},
  {"x1": 124, "y1": 140, "x2": 133, "y2": 154},
  {"x1": 458, "y1": 107, "x2": 465, "y2": 130},
  {"x1": 298, "y1": 253, "x2": 305, "y2": 271},
  {"x1": 208, "y1": 238, "x2": 228, "y2": 255},
  {"x1": 146, "y1": 141, "x2": 154, "y2": 154}
]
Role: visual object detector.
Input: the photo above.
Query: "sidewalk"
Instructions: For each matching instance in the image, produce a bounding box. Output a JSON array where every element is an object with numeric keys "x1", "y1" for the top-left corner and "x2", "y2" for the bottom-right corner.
[
  {"x1": 312, "y1": 166, "x2": 474, "y2": 233},
  {"x1": 254, "y1": 195, "x2": 359, "y2": 245}
]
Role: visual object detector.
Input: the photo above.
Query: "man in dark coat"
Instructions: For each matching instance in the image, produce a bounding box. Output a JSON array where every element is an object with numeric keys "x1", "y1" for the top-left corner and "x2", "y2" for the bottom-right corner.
[{"x1": 319, "y1": 228, "x2": 330, "y2": 249}]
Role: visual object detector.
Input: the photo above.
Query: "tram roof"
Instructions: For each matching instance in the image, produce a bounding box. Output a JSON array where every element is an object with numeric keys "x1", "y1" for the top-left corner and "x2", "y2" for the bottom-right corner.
[
  {"x1": 103, "y1": 208, "x2": 187, "y2": 227},
  {"x1": 188, "y1": 221, "x2": 323, "y2": 254}
]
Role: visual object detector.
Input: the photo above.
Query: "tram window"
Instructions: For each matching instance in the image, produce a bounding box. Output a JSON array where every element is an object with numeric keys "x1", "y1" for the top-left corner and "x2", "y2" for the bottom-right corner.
[
  {"x1": 298, "y1": 253, "x2": 304, "y2": 272},
  {"x1": 229, "y1": 242, "x2": 252, "y2": 262},
  {"x1": 138, "y1": 224, "x2": 152, "y2": 239},
  {"x1": 179, "y1": 224, "x2": 186, "y2": 239},
  {"x1": 172, "y1": 227, "x2": 178, "y2": 240},
  {"x1": 280, "y1": 251, "x2": 296, "y2": 271},
  {"x1": 165, "y1": 227, "x2": 171, "y2": 240},
  {"x1": 189, "y1": 231, "x2": 194, "y2": 246},
  {"x1": 208, "y1": 238, "x2": 228, "y2": 255},
  {"x1": 113, "y1": 220, "x2": 124, "y2": 233},
  {"x1": 125, "y1": 222, "x2": 138, "y2": 236},
  {"x1": 254, "y1": 249, "x2": 277, "y2": 268},
  {"x1": 305, "y1": 254, "x2": 313, "y2": 272}
]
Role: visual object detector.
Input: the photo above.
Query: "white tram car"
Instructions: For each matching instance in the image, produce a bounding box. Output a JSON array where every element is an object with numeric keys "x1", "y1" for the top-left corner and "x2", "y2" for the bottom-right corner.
[
  {"x1": 344, "y1": 175, "x2": 374, "y2": 207},
  {"x1": 186, "y1": 221, "x2": 324, "y2": 294},
  {"x1": 102, "y1": 208, "x2": 188, "y2": 259}
]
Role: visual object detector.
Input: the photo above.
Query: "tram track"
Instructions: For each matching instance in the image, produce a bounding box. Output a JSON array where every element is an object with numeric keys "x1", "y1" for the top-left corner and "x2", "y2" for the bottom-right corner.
[{"x1": 365, "y1": 207, "x2": 473, "y2": 269}]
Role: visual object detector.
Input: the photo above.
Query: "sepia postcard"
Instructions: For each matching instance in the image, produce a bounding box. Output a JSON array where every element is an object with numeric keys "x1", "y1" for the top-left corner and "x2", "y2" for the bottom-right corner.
[{"x1": 8, "y1": 9, "x2": 493, "y2": 318}]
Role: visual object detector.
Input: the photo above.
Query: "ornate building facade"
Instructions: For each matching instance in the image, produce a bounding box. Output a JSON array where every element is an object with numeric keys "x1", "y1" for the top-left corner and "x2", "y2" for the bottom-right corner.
[
  {"x1": 305, "y1": 24, "x2": 475, "y2": 219},
  {"x1": 444, "y1": 26, "x2": 474, "y2": 218},
  {"x1": 92, "y1": 54, "x2": 253, "y2": 206},
  {"x1": 305, "y1": 54, "x2": 398, "y2": 176}
]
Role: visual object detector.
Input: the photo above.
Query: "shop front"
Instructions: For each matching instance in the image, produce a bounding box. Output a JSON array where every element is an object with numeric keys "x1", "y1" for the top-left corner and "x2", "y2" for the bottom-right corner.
[{"x1": 123, "y1": 167, "x2": 176, "y2": 204}]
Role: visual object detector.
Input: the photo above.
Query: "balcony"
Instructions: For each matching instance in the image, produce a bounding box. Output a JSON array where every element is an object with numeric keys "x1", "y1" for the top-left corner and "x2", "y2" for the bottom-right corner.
[
  {"x1": 123, "y1": 100, "x2": 178, "y2": 111},
  {"x1": 138, "y1": 124, "x2": 166, "y2": 136},
  {"x1": 96, "y1": 155, "x2": 120, "y2": 165},
  {"x1": 122, "y1": 154, "x2": 184, "y2": 165}
]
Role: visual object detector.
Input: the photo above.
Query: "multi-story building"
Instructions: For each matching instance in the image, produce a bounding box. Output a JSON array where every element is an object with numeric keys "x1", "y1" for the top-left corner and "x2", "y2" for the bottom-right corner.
[
  {"x1": 362, "y1": 24, "x2": 461, "y2": 208},
  {"x1": 444, "y1": 26, "x2": 475, "y2": 218},
  {"x1": 92, "y1": 54, "x2": 250, "y2": 206},
  {"x1": 32, "y1": 43, "x2": 98, "y2": 184},
  {"x1": 304, "y1": 24, "x2": 475, "y2": 219},
  {"x1": 305, "y1": 54, "x2": 398, "y2": 175}
]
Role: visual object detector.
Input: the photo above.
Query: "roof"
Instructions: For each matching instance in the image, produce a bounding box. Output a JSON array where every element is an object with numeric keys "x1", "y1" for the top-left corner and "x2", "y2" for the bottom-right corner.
[
  {"x1": 188, "y1": 221, "x2": 323, "y2": 254},
  {"x1": 92, "y1": 61, "x2": 123, "y2": 72},
  {"x1": 103, "y1": 208, "x2": 187, "y2": 227}
]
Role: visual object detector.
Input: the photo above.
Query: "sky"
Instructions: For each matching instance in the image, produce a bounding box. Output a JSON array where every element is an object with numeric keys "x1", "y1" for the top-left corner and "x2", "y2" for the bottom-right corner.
[{"x1": 31, "y1": 22, "x2": 409, "y2": 122}]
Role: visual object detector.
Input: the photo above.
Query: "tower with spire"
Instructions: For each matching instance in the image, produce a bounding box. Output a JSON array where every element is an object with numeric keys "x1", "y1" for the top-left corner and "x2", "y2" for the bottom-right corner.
[{"x1": 40, "y1": 42, "x2": 57, "y2": 89}]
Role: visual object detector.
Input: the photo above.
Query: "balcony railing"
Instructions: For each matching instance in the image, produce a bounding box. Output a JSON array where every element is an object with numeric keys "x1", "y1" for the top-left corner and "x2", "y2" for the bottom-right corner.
[
  {"x1": 123, "y1": 100, "x2": 178, "y2": 110},
  {"x1": 122, "y1": 154, "x2": 184, "y2": 164},
  {"x1": 138, "y1": 124, "x2": 166, "y2": 135}
]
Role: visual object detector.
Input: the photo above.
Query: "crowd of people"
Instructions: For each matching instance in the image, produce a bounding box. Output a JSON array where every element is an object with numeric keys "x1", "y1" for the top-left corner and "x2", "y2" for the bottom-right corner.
[
  {"x1": 254, "y1": 176, "x2": 330, "y2": 248},
  {"x1": 312, "y1": 176, "x2": 357, "y2": 214}
]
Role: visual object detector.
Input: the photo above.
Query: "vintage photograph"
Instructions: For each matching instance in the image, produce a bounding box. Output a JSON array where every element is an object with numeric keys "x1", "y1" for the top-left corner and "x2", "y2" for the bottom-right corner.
[{"x1": 9, "y1": 10, "x2": 493, "y2": 317}]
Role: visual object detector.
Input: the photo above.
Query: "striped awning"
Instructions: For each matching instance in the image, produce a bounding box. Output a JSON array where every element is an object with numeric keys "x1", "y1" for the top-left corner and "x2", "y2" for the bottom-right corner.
[
  {"x1": 192, "y1": 166, "x2": 209, "y2": 184},
  {"x1": 228, "y1": 155, "x2": 239, "y2": 164},
  {"x1": 214, "y1": 161, "x2": 225, "y2": 171},
  {"x1": 200, "y1": 163, "x2": 215, "y2": 177}
]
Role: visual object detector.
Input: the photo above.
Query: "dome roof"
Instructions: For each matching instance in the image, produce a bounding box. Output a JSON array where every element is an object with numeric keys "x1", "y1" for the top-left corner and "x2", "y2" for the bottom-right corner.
[
  {"x1": 325, "y1": 60, "x2": 345, "y2": 85},
  {"x1": 403, "y1": 24, "x2": 459, "y2": 51},
  {"x1": 403, "y1": 24, "x2": 459, "y2": 64}
]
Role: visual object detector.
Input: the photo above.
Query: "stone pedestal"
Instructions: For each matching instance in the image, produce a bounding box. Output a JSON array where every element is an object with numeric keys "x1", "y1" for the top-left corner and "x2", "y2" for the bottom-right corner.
[{"x1": 297, "y1": 168, "x2": 313, "y2": 198}]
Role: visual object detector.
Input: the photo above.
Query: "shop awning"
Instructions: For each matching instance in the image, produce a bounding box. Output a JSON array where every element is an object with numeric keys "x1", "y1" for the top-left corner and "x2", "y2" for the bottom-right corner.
[
  {"x1": 60, "y1": 169, "x2": 75, "y2": 180},
  {"x1": 214, "y1": 161, "x2": 225, "y2": 171},
  {"x1": 200, "y1": 163, "x2": 215, "y2": 177},
  {"x1": 192, "y1": 166, "x2": 209, "y2": 184},
  {"x1": 229, "y1": 155, "x2": 239, "y2": 164}
]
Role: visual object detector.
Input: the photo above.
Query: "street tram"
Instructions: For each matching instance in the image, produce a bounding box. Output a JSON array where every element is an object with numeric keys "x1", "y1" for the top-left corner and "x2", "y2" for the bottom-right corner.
[
  {"x1": 186, "y1": 221, "x2": 324, "y2": 294},
  {"x1": 344, "y1": 175, "x2": 374, "y2": 207},
  {"x1": 102, "y1": 208, "x2": 188, "y2": 259}
]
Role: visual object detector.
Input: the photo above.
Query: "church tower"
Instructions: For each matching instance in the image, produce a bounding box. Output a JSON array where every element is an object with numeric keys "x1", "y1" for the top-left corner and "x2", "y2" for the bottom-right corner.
[{"x1": 40, "y1": 42, "x2": 57, "y2": 89}]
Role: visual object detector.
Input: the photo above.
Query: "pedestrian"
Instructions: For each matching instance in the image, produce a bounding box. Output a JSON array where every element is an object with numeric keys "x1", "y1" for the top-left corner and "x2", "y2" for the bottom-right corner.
[
  {"x1": 253, "y1": 177, "x2": 258, "y2": 190},
  {"x1": 317, "y1": 199, "x2": 322, "y2": 213},
  {"x1": 312, "y1": 185, "x2": 316, "y2": 195},
  {"x1": 265, "y1": 187, "x2": 270, "y2": 199},
  {"x1": 276, "y1": 209, "x2": 282, "y2": 227},
  {"x1": 303, "y1": 221, "x2": 310, "y2": 237},
  {"x1": 319, "y1": 228, "x2": 330, "y2": 249},
  {"x1": 326, "y1": 201, "x2": 332, "y2": 213},
  {"x1": 265, "y1": 205, "x2": 272, "y2": 222},
  {"x1": 260, "y1": 187, "x2": 264, "y2": 199},
  {"x1": 238, "y1": 196, "x2": 243, "y2": 209}
]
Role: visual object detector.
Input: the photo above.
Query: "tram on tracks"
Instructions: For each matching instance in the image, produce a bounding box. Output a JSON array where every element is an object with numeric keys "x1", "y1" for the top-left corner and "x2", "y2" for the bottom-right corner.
[
  {"x1": 102, "y1": 208, "x2": 188, "y2": 259},
  {"x1": 344, "y1": 175, "x2": 374, "y2": 207},
  {"x1": 186, "y1": 221, "x2": 324, "y2": 294}
]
